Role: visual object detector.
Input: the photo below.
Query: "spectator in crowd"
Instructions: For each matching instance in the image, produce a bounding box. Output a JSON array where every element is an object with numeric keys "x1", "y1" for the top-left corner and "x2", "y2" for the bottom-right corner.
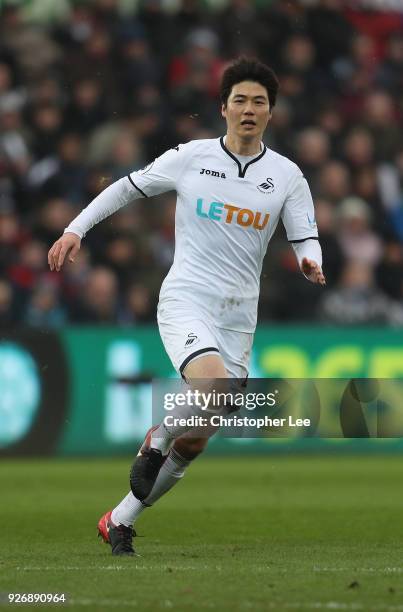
[
  {"x1": 0, "y1": 278, "x2": 16, "y2": 326},
  {"x1": 0, "y1": 208, "x2": 27, "y2": 273},
  {"x1": 306, "y1": 0, "x2": 354, "y2": 70},
  {"x1": 376, "y1": 33, "x2": 403, "y2": 95},
  {"x1": 362, "y1": 91, "x2": 401, "y2": 162},
  {"x1": 318, "y1": 260, "x2": 403, "y2": 325},
  {"x1": 71, "y1": 266, "x2": 119, "y2": 323},
  {"x1": 314, "y1": 198, "x2": 343, "y2": 286},
  {"x1": 294, "y1": 127, "x2": 330, "y2": 191},
  {"x1": 7, "y1": 240, "x2": 50, "y2": 308},
  {"x1": 23, "y1": 281, "x2": 66, "y2": 328},
  {"x1": 376, "y1": 241, "x2": 403, "y2": 302},
  {"x1": 318, "y1": 161, "x2": 351, "y2": 203},
  {"x1": 337, "y1": 196, "x2": 382, "y2": 267},
  {"x1": 119, "y1": 282, "x2": 155, "y2": 324}
]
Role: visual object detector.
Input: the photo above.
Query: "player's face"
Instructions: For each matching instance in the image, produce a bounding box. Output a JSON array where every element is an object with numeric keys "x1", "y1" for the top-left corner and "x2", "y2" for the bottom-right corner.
[{"x1": 222, "y1": 81, "x2": 271, "y2": 141}]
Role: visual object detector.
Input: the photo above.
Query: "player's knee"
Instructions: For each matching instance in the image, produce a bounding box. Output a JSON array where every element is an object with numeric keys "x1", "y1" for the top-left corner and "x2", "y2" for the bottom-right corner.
[
  {"x1": 184, "y1": 354, "x2": 228, "y2": 380},
  {"x1": 174, "y1": 436, "x2": 208, "y2": 460}
]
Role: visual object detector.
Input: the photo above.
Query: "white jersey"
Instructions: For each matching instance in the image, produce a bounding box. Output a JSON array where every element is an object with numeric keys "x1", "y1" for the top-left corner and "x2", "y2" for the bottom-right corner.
[{"x1": 65, "y1": 137, "x2": 320, "y2": 333}]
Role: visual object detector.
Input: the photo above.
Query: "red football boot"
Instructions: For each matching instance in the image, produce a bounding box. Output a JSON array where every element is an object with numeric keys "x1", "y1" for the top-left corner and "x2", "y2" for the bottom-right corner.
[{"x1": 97, "y1": 511, "x2": 136, "y2": 556}]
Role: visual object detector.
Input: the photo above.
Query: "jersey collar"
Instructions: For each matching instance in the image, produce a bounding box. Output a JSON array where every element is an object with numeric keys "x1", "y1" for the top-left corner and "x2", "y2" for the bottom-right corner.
[{"x1": 219, "y1": 136, "x2": 267, "y2": 178}]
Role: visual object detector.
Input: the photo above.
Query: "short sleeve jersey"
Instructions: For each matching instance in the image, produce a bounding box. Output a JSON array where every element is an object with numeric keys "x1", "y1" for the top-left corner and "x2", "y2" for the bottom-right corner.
[{"x1": 128, "y1": 137, "x2": 319, "y2": 333}]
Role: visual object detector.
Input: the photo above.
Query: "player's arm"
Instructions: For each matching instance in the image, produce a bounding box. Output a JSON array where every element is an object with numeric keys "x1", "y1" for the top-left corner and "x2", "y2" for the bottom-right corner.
[
  {"x1": 48, "y1": 177, "x2": 133, "y2": 271},
  {"x1": 292, "y1": 241, "x2": 326, "y2": 286},
  {"x1": 48, "y1": 145, "x2": 187, "y2": 271},
  {"x1": 281, "y1": 170, "x2": 326, "y2": 286}
]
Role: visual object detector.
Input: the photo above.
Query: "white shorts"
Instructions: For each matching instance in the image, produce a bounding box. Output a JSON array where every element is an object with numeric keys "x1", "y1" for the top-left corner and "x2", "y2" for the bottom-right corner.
[{"x1": 157, "y1": 300, "x2": 253, "y2": 380}]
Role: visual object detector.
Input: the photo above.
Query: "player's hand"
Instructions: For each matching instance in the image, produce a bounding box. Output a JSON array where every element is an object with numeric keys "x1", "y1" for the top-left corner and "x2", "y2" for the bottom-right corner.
[
  {"x1": 301, "y1": 257, "x2": 326, "y2": 286},
  {"x1": 48, "y1": 232, "x2": 81, "y2": 272}
]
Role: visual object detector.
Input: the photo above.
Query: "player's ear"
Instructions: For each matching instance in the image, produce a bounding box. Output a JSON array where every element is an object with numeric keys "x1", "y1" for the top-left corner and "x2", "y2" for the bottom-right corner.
[{"x1": 221, "y1": 103, "x2": 227, "y2": 118}]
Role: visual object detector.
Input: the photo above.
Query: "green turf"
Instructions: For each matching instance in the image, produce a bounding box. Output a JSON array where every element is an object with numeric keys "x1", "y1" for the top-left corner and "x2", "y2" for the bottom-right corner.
[{"x1": 1, "y1": 455, "x2": 403, "y2": 611}]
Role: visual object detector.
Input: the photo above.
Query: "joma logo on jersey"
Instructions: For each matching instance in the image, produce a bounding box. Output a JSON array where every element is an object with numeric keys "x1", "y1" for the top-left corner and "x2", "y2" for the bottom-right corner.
[
  {"x1": 257, "y1": 178, "x2": 275, "y2": 194},
  {"x1": 196, "y1": 198, "x2": 270, "y2": 230},
  {"x1": 200, "y1": 168, "x2": 226, "y2": 179}
]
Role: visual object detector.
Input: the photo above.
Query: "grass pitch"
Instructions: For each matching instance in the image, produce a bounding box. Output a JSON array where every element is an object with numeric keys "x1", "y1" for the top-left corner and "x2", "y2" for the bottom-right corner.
[{"x1": 1, "y1": 455, "x2": 403, "y2": 611}]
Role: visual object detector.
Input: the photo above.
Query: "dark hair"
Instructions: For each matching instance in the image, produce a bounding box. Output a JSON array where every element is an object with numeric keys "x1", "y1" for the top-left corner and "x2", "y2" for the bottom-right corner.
[{"x1": 220, "y1": 57, "x2": 279, "y2": 110}]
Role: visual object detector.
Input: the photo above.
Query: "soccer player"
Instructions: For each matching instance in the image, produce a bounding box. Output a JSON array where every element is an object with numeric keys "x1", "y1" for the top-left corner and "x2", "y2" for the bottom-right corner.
[{"x1": 48, "y1": 58, "x2": 325, "y2": 555}]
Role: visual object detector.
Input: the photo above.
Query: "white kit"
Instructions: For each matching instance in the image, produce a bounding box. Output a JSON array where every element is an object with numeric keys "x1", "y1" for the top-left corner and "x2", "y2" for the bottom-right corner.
[{"x1": 65, "y1": 137, "x2": 321, "y2": 375}]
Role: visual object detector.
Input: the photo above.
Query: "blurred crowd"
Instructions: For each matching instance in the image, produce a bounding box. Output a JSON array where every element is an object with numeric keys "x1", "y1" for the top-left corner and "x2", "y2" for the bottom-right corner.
[{"x1": 0, "y1": 0, "x2": 403, "y2": 328}]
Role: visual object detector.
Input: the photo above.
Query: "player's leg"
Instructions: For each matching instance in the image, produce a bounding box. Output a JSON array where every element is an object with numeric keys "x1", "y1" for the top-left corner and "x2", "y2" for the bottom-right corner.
[
  {"x1": 108, "y1": 434, "x2": 208, "y2": 533},
  {"x1": 104, "y1": 354, "x2": 226, "y2": 545},
  {"x1": 98, "y1": 312, "x2": 251, "y2": 555},
  {"x1": 183, "y1": 352, "x2": 228, "y2": 379},
  {"x1": 119, "y1": 332, "x2": 251, "y2": 528},
  {"x1": 98, "y1": 353, "x2": 226, "y2": 555},
  {"x1": 130, "y1": 352, "x2": 229, "y2": 501},
  {"x1": 129, "y1": 307, "x2": 226, "y2": 502}
]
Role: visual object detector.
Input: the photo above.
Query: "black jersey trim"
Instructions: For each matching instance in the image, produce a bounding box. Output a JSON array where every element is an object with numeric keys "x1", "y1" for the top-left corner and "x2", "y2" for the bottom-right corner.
[
  {"x1": 127, "y1": 174, "x2": 148, "y2": 198},
  {"x1": 289, "y1": 236, "x2": 319, "y2": 243},
  {"x1": 179, "y1": 347, "x2": 219, "y2": 376},
  {"x1": 219, "y1": 136, "x2": 267, "y2": 178}
]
